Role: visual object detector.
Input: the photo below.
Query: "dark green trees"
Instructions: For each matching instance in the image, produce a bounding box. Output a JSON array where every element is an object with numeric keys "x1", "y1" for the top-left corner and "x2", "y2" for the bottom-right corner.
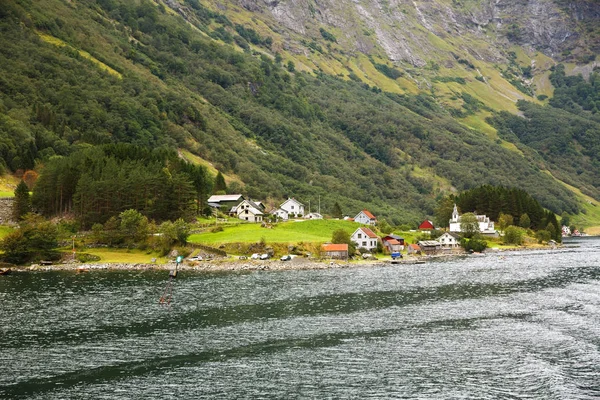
[
  {"x1": 213, "y1": 171, "x2": 227, "y2": 194},
  {"x1": 1, "y1": 214, "x2": 58, "y2": 263},
  {"x1": 12, "y1": 180, "x2": 30, "y2": 221},
  {"x1": 32, "y1": 144, "x2": 210, "y2": 228},
  {"x1": 331, "y1": 202, "x2": 343, "y2": 219}
]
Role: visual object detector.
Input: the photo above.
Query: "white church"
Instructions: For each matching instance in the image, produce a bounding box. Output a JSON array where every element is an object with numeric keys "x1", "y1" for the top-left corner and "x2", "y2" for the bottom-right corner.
[{"x1": 449, "y1": 204, "x2": 496, "y2": 235}]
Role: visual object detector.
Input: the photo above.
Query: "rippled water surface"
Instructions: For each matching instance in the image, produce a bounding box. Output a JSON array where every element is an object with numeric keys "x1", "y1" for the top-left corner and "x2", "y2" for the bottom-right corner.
[{"x1": 2, "y1": 238, "x2": 600, "y2": 399}]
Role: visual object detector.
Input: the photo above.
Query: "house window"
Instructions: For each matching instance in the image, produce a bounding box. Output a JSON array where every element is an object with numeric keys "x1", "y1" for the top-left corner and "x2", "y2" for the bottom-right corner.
[
  {"x1": 362, "y1": 241, "x2": 367, "y2": 246},
  {"x1": 291, "y1": 205, "x2": 294, "y2": 209},
  {"x1": 358, "y1": 234, "x2": 362, "y2": 239}
]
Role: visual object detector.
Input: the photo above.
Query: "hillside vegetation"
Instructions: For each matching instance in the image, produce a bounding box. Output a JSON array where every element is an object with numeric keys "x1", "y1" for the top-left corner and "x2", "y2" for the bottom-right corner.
[{"x1": 0, "y1": 0, "x2": 599, "y2": 228}]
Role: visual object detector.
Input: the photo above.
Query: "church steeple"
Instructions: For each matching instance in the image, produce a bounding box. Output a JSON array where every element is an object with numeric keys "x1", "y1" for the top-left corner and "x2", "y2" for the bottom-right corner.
[{"x1": 451, "y1": 204, "x2": 459, "y2": 222}]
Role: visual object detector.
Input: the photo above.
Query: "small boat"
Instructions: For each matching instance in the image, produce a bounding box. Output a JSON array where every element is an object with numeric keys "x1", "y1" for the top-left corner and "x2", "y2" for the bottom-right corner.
[{"x1": 0, "y1": 268, "x2": 11, "y2": 275}]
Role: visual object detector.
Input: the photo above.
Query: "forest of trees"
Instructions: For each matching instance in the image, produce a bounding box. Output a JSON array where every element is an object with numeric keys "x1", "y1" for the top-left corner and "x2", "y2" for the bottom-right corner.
[
  {"x1": 437, "y1": 185, "x2": 562, "y2": 241},
  {"x1": 487, "y1": 65, "x2": 600, "y2": 205},
  {"x1": 32, "y1": 144, "x2": 212, "y2": 228},
  {"x1": 0, "y1": 0, "x2": 593, "y2": 227}
]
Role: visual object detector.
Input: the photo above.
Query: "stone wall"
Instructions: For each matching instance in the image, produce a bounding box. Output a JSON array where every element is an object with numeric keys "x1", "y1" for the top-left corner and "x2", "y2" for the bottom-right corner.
[{"x1": 0, "y1": 198, "x2": 15, "y2": 224}]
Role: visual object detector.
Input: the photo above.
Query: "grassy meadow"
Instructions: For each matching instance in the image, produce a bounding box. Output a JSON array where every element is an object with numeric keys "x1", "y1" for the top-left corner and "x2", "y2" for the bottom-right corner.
[
  {"x1": 188, "y1": 219, "x2": 362, "y2": 244},
  {"x1": 78, "y1": 248, "x2": 168, "y2": 264}
]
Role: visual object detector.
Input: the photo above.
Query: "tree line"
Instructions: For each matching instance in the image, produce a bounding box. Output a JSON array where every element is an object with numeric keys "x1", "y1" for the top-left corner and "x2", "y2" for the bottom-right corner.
[
  {"x1": 436, "y1": 185, "x2": 561, "y2": 241},
  {"x1": 31, "y1": 144, "x2": 212, "y2": 228}
]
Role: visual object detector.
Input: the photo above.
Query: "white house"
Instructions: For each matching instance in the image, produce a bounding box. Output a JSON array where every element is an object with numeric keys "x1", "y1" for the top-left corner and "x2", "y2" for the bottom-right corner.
[
  {"x1": 279, "y1": 198, "x2": 305, "y2": 218},
  {"x1": 437, "y1": 232, "x2": 461, "y2": 248},
  {"x1": 351, "y1": 227, "x2": 379, "y2": 251},
  {"x1": 271, "y1": 208, "x2": 289, "y2": 221},
  {"x1": 354, "y1": 210, "x2": 377, "y2": 225},
  {"x1": 304, "y1": 212, "x2": 323, "y2": 220},
  {"x1": 230, "y1": 200, "x2": 264, "y2": 223},
  {"x1": 449, "y1": 204, "x2": 495, "y2": 235}
]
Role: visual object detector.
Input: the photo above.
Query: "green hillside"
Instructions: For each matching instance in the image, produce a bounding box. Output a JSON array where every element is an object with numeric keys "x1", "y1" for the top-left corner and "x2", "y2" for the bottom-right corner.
[{"x1": 0, "y1": 0, "x2": 599, "y2": 229}]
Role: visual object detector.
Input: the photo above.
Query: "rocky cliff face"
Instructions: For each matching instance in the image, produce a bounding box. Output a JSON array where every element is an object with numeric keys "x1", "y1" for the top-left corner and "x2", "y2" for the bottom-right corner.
[{"x1": 230, "y1": 0, "x2": 599, "y2": 66}]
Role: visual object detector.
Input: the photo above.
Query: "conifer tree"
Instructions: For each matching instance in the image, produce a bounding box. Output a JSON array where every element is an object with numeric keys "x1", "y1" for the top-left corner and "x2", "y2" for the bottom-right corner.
[
  {"x1": 12, "y1": 180, "x2": 31, "y2": 221},
  {"x1": 213, "y1": 171, "x2": 227, "y2": 194},
  {"x1": 332, "y1": 201, "x2": 343, "y2": 219}
]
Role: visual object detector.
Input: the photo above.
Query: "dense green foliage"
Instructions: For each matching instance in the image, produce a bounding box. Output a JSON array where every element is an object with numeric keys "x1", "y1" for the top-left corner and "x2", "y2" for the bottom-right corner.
[
  {"x1": 488, "y1": 66, "x2": 600, "y2": 203},
  {"x1": 460, "y1": 237, "x2": 488, "y2": 252},
  {"x1": 91, "y1": 209, "x2": 190, "y2": 253},
  {"x1": 549, "y1": 65, "x2": 600, "y2": 115},
  {"x1": 459, "y1": 213, "x2": 480, "y2": 238},
  {"x1": 0, "y1": 0, "x2": 590, "y2": 228},
  {"x1": 32, "y1": 144, "x2": 210, "y2": 227},
  {"x1": 12, "y1": 180, "x2": 31, "y2": 220},
  {"x1": 452, "y1": 185, "x2": 561, "y2": 241},
  {"x1": 503, "y1": 226, "x2": 525, "y2": 245},
  {"x1": 0, "y1": 214, "x2": 59, "y2": 263}
]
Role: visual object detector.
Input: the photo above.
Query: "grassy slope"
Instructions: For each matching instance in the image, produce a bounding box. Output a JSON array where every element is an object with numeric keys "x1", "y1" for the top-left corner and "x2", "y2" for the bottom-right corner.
[
  {"x1": 80, "y1": 248, "x2": 169, "y2": 264},
  {"x1": 0, "y1": 175, "x2": 19, "y2": 197},
  {"x1": 188, "y1": 219, "x2": 425, "y2": 251},
  {"x1": 189, "y1": 219, "x2": 362, "y2": 244}
]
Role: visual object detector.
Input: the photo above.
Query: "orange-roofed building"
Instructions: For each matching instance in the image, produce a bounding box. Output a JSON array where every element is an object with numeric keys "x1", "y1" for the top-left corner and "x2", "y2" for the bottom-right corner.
[
  {"x1": 354, "y1": 209, "x2": 377, "y2": 225},
  {"x1": 321, "y1": 243, "x2": 349, "y2": 260},
  {"x1": 407, "y1": 243, "x2": 422, "y2": 255}
]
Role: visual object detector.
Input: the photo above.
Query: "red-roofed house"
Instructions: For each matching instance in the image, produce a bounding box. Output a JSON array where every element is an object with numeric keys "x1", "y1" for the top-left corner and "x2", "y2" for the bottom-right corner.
[
  {"x1": 321, "y1": 243, "x2": 349, "y2": 260},
  {"x1": 407, "y1": 243, "x2": 421, "y2": 255},
  {"x1": 354, "y1": 210, "x2": 377, "y2": 225},
  {"x1": 383, "y1": 239, "x2": 403, "y2": 253},
  {"x1": 418, "y1": 220, "x2": 435, "y2": 230},
  {"x1": 351, "y1": 227, "x2": 379, "y2": 251}
]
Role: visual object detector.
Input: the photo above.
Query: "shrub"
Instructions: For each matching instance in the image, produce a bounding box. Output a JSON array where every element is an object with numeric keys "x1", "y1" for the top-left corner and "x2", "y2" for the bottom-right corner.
[
  {"x1": 460, "y1": 237, "x2": 487, "y2": 252},
  {"x1": 503, "y1": 225, "x2": 524, "y2": 245}
]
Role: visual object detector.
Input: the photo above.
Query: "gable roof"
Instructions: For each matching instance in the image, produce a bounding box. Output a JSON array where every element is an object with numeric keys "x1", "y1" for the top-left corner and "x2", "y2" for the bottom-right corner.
[
  {"x1": 408, "y1": 244, "x2": 421, "y2": 250},
  {"x1": 356, "y1": 227, "x2": 378, "y2": 238},
  {"x1": 207, "y1": 194, "x2": 244, "y2": 203},
  {"x1": 322, "y1": 243, "x2": 349, "y2": 252},
  {"x1": 281, "y1": 198, "x2": 304, "y2": 207},
  {"x1": 356, "y1": 209, "x2": 376, "y2": 220},
  {"x1": 384, "y1": 234, "x2": 404, "y2": 241},
  {"x1": 231, "y1": 199, "x2": 263, "y2": 214},
  {"x1": 385, "y1": 239, "x2": 401, "y2": 245},
  {"x1": 418, "y1": 240, "x2": 442, "y2": 247},
  {"x1": 419, "y1": 220, "x2": 435, "y2": 229}
]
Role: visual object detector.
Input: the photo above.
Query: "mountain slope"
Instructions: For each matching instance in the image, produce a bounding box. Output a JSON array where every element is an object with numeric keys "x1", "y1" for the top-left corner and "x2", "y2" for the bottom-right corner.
[{"x1": 0, "y1": 0, "x2": 598, "y2": 227}]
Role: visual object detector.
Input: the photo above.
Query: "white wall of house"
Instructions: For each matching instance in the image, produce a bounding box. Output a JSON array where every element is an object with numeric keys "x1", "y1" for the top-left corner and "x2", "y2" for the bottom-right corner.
[
  {"x1": 351, "y1": 228, "x2": 378, "y2": 251},
  {"x1": 354, "y1": 211, "x2": 376, "y2": 225},
  {"x1": 438, "y1": 233, "x2": 460, "y2": 248},
  {"x1": 280, "y1": 198, "x2": 305, "y2": 217},
  {"x1": 272, "y1": 208, "x2": 289, "y2": 221},
  {"x1": 234, "y1": 200, "x2": 263, "y2": 223},
  {"x1": 449, "y1": 204, "x2": 495, "y2": 234}
]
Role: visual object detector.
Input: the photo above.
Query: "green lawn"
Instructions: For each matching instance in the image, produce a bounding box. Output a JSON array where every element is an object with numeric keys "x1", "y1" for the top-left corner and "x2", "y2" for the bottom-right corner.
[
  {"x1": 189, "y1": 219, "x2": 362, "y2": 244},
  {"x1": 81, "y1": 248, "x2": 168, "y2": 264},
  {"x1": 0, "y1": 191, "x2": 14, "y2": 197}
]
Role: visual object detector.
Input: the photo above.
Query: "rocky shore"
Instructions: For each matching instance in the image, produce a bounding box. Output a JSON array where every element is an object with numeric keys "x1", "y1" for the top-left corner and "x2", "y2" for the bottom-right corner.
[
  {"x1": 21, "y1": 255, "x2": 443, "y2": 273},
  {"x1": 10, "y1": 245, "x2": 560, "y2": 274}
]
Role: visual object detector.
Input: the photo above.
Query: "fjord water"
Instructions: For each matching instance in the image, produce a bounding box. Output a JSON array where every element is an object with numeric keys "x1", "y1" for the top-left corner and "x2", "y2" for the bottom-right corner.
[{"x1": 1, "y1": 239, "x2": 600, "y2": 399}]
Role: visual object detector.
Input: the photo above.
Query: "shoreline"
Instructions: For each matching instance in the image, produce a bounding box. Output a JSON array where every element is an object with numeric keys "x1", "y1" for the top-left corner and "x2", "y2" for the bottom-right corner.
[{"x1": 7, "y1": 246, "x2": 560, "y2": 273}]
